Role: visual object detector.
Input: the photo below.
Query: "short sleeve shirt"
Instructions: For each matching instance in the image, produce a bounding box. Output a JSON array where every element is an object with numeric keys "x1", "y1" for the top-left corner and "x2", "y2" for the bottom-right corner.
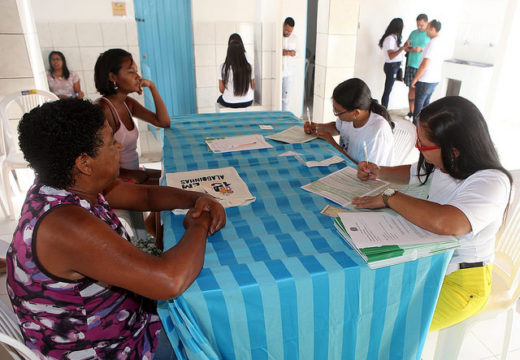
[
  {"x1": 407, "y1": 30, "x2": 430, "y2": 68},
  {"x1": 47, "y1": 71, "x2": 79, "y2": 96},
  {"x1": 382, "y1": 35, "x2": 403, "y2": 63}
]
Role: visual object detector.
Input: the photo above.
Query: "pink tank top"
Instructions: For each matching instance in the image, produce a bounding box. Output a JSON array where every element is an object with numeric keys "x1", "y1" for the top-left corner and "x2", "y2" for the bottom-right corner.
[{"x1": 101, "y1": 97, "x2": 140, "y2": 170}]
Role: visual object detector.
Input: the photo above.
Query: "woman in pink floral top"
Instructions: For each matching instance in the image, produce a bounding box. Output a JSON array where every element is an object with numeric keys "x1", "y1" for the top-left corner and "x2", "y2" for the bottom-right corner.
[
  {"x1": 7, "y1": 98, "x2": 226, "y2": 359},
  {"x1": 47, "y1": 50, "x2": 84, "y2": 98}
]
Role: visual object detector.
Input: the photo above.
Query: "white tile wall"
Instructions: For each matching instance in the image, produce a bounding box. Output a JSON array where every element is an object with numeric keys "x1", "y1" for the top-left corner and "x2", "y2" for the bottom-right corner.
[
  {"x1": 0, "y1": 34, "x2": 33, "y2": 78},
  {"x1": 237, "y1": 23, "x2": 254, "y2": 45},
  {"x1": 79, "y1": 46, "x2": 105, "y2": 73},
  {"x1": 215, "y1": 23, "x2": 237, "y2": 45},
  {"x1": 196, "y1": 66, "x2": 218, "y2": 87},
  {"x1": 196, "y1": 86, "x2": 219, "y2": 109},
  {"x1": 77, "y1": 23, "x2": 103, "y2": 47},
  {"x1": 0, "y1": 0, "x2": 23, "y2": 33},
  {"x1": 194, "y1": 45, "x2": 216, "y2": 67},
  {"x1": 49, "y1": 23, "x2": 79, "y2": 47},
  {"x1": 193, "y1": 22, "x2": 215, "y2": 45},
  {"x1": 35, "y1": 22, "x2": 52, "y2": 47},
  {"x1": 101, "y1": 22, "x2": 127, "y2": 47},
  {"x1": 324, "y1": 66, "x2": 355, "y2": 100}
]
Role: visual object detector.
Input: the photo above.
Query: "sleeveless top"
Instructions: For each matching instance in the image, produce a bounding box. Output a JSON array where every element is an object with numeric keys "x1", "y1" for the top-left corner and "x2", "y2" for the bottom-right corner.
[
  {"x1": 100, "y1": 97, "x2": 140, "y2": 170},
  {"x1": 6, "y1": 182, "x2": 161, "y2": 359}
]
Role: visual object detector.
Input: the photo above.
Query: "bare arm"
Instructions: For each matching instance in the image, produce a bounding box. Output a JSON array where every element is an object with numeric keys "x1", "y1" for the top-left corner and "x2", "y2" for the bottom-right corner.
[
  {"x1": 219, "y1": 80, "x2": 225, "y2": 94},
  {"x1": 251, "y1": 79, "x2": 255, "y2": 90},
  {"x1": 353, "y1": 162, "x2": 471, "y2": 235},
  {"x1": 411, "y1": 58, "x2": 430, "y2": 88},
  {"x1": 387, "y1": 46, "x2": 404, "y2": 60},
  {"x1": 37, "y1": 205, "x2": 211, "y2": 300},
  {"x1": 73, "y1": 80, "x2": 84, "y2": 98},
  {"x1": 103, "y1": 179, "x2": 226, "y2": 234},
  {"x1": 128, "y1": 80, "x2": 170, "y2": 128}
]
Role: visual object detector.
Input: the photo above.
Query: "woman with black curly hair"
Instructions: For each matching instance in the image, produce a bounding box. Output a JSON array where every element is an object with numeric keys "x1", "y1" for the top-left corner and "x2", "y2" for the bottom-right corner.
[{"x1": 6, "y1": 98, "x2": 225, "y2": 359}]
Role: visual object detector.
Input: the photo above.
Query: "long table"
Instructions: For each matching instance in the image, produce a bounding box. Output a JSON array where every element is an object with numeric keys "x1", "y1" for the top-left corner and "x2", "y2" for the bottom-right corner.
[{"x1": 158, "y1": 111, "x2": 451, "y2": 360}]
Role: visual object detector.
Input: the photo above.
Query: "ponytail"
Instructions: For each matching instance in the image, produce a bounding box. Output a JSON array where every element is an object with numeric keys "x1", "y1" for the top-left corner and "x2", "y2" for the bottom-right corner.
[{"x1": 369, "y1": 98, "x2": 395, "y2": 130}]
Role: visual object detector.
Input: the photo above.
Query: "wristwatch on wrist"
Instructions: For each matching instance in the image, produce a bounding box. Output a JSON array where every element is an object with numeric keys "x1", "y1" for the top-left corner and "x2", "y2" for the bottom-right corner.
[{"x1": 381, "y1": 188, "x2": 397, "y2": 208}]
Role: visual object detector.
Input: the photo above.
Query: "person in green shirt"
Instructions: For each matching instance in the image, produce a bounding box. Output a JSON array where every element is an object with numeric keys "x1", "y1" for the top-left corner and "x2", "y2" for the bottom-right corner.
[{"x1": 403, "y1": 14, "x2": 430, "y2": 120}]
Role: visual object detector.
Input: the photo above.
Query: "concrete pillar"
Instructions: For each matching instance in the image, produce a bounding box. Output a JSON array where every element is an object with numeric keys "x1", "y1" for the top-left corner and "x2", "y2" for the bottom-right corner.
[{"x1": 313, "y1": 0, "x2": 359, "y2": 123}]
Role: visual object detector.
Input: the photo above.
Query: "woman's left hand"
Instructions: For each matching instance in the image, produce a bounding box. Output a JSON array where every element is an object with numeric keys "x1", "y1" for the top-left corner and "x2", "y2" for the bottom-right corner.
[
  {"x1": 315, "y1": 128, "x2": 334, "y2": 144},
  {"x1": 191, "y1": 196, "x2": 226, "y2": 235},
  {"x1": 138, "y1": 79, "x2": 154, "y2": 95},
  {"x1": 351, "y1": 194, "x2": 385, "y2": 209}
]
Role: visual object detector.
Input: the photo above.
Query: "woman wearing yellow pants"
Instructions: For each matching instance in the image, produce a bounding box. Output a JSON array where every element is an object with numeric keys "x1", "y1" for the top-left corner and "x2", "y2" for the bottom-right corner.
[{"x1": 352, "y1": 96, "x2": 511, "y2": 331}]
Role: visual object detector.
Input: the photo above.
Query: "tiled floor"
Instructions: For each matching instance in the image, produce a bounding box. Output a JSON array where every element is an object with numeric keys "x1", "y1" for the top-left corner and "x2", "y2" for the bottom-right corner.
[{"x1": 1, "y1": 144, "x2": 519, "y2": 360}]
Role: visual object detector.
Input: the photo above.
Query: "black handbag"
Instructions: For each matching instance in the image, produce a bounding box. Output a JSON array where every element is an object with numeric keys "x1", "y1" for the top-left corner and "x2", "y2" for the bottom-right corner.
[{"x1": 396, "y1": 67, "x2": 403, "y2": 82}]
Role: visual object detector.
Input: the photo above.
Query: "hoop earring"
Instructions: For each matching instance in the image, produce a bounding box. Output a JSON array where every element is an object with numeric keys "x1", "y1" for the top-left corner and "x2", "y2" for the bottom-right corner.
[{"x1": 113, "y1": 81, "x2": 118, "y2": 90}]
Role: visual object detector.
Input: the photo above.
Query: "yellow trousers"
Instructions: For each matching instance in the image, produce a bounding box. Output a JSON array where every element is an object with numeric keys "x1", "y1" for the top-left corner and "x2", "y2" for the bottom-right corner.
[{"x1": 430, "y1": 264, "x2": 492, "y2": 332}]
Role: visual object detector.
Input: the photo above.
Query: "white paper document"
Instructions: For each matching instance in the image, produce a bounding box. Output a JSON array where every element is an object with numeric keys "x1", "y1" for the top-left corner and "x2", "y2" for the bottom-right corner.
[
  {"x1": 259, "y1": 124, "x2": 273, "y2": 130},
  {"x1": 301, "y1": 167, "x2": 389, "y2": 207},
  {"x1": 266, "y1": 125, "x2": 317, "y2": 143},
  {"x1": 278, "y1": 151, "x2": 303, "y2": 157},
  {"x1": 165, "y1": 167, "x2": 256, "y2": 208},
  {"x1": 338, "y1": 212, "x2": 458, "y2": 248},
  {"x1": 297, "y1": 155, "x2": 345, "y2": 168},
  {"x1": 205, "y1": 134, "x2": 272, "y2": 153}
]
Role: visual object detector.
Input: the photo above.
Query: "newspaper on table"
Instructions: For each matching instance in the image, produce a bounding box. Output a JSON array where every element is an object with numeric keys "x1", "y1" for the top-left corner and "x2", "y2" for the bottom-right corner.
[
  {"x1": 266, "y1": 125, "x2": 316, "y2": 143},
  {"x1": 205, "y1": 134, "x2": 272, "y2": 153},
  {"x1": 166, "y1": 167, "x2": 255, "y2": 210}
]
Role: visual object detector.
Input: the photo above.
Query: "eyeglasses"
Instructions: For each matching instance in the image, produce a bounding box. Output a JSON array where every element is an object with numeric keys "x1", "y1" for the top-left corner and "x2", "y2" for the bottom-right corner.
[
  {"x1": 415, "y1": 131, "x2": 440, "y2": 152},
  {"x1": 333, "y1": 109, "x2": 350, "y2": 117}
]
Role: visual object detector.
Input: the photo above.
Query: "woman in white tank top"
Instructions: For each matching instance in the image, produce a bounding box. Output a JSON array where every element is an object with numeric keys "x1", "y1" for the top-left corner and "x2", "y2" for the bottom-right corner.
[{"x1": 95, "y1": 49, "x2": 170, "y2": 184}]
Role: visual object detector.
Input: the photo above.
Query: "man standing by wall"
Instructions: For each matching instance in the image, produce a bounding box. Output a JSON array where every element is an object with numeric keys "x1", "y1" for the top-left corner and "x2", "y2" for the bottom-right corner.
[
  {"x1": 411, "y1": 20, "x2": 444, "y2": 125},
  {"x1": 403, "y1": 14, "x2": 430, "y2": 121},
  {"x1": 282, "y1": 17, "x2": 297, "y2": 111}
]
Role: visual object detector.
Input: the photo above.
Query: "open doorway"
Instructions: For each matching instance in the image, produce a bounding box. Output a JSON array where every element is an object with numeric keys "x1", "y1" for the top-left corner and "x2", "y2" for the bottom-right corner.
[{"x1": 303, "y1": 0, "x2": 318, "y2": 121}]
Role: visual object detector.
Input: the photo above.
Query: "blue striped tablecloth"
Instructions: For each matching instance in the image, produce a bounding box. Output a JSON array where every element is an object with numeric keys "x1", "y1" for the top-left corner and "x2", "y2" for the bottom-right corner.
[{"x1": 158, "y1": 111, "x2": 451, "y2": 360}]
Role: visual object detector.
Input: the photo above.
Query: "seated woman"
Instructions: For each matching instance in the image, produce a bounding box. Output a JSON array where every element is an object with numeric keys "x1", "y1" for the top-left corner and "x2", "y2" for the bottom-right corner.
[
  {"x1": 46, "y1": 50, "x2": 84, "y2": 99},
  {"x1": 352, "y1": 96, "x2": 512, "y2": 331},
  {"x1": 6, "y1": 98, "x2": 225, "y2": 359},
  {"x1": 304, "y1": 78, "x2": 394, "y2": 166},
  {"x1": 95, "y1": 48, "x2": 170, "y2": 185},
  {"x1": 217, "y1": 42, "x2": 255, "y2": 108}
]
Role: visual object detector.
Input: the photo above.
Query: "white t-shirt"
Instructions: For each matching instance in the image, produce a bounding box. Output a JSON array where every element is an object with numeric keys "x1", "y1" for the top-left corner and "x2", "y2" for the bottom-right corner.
[
  {"x1": 418, "y1": 36, "x2": 445, "y2": 83},
  {"x1": 382, "y1": 35, "x2": 403, "y2": 63},
  {"x1": 335, "y1": 112, "x2": 394, "y2": 166},
  {"x1": 282, "y1": 33, "x2": 298, "y2": 77},
  {"x1": 218, "y1": 62, "x2": 254, "y2": 104},
  {"x1": 409, "y1": 164, "x2": 511, "y2": 274}
]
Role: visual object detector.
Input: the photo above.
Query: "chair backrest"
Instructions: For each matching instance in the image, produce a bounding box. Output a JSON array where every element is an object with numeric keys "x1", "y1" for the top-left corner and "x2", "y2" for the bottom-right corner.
[
  {"x1": 392, "y1": 119, "x2": 416, "y2": 165},
  {"x1": 493, "y1": 169, "x2": 520, "y2": 302},
  {"x1": 0, "y1": 298, "x2": 39, "y2": 360},
  {"x1": 0, "y1": 89, "x2": 58, "y2": 156}
]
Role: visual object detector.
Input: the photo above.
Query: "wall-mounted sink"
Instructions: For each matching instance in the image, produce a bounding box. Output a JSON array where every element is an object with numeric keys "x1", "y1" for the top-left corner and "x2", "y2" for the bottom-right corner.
[{"x1": 445, "y1": 59, "x2": 493, "y2": 68}]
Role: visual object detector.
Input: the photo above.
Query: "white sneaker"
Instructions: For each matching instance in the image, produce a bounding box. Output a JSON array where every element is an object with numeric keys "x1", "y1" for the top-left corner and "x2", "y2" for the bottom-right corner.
[{"x1": 404, "y1": 113, "x2": 413, "y2": 121}]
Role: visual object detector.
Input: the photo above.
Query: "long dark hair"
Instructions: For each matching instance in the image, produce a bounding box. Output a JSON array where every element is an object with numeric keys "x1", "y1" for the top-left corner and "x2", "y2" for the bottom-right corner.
[
  {"x1": 378, "y1": 18, "x2": 404, "y2": 48},
  {"x1": 94, "y1": 48, "x2": 133, "y2": 96},
  {"x1": 332, "y1": 78, "x2": 394, "y2": 130},
  {"x1": 228, "y1": 33, "x2": 246, "y2": 53},
  {"x1": 222, "y1": 42, "x2": 252, "y2": 97},
  {"x1": 48, "y1": 51, "x2": 70, "y2": 80},
  {"x1": 416, "y1": 96, "x2": 512, "y2": 185}
]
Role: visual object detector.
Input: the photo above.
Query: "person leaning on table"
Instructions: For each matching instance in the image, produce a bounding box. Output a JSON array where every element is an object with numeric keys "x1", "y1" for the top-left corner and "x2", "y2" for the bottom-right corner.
[
  {"x1": 6, "y1": 98, "x2": 226, "y2": 359},
  {"x1": 351, "y1": 96, "x2": 512, "y2": 331}
]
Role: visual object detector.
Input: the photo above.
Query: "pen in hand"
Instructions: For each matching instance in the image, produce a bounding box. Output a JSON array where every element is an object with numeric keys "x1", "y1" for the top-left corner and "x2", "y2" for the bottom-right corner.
[{"x1": 363, "y1": 141, "x2": 371, "y2": 177}]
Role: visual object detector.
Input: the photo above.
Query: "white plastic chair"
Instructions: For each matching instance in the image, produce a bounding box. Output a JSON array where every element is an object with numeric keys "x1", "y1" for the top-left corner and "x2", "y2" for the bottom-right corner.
[
  {"x1": 392, "y1": 119, "x2": 417, "y2": 165},
  {"x1": 0, "y1": 89, "x2": 58, "y2": 219},
  {"x1": 0, "y1": 299, "x2": 40, "y2": 360},
  {"x1": 433, "y1": 169, "x2": 520, "y2": 360}
]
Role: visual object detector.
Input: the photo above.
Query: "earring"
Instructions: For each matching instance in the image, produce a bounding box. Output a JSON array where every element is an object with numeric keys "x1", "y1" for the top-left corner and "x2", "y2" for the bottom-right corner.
[{"x1": 113, "y1": 81, "x2": 118, "y2": 90}]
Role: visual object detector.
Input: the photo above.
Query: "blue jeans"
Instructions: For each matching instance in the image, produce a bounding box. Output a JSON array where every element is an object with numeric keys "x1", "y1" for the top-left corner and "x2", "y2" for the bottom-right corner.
[
  {"x1": 413, "y1": 81, "x2": 438, "y2": 125},
  {"x1": 153, "y1": 329, "x2": 177, "y2": 360},
  {"x1": 381, "y1": 62, "x2": 401, "y2": 108}
]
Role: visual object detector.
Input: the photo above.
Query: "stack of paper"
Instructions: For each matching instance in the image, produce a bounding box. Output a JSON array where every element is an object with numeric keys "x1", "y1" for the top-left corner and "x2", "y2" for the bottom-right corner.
[
  {"x1": 166, "y1": 167, "x2": 256, "y2": 208},
  {"x1": 334, "y1": 212, "x2": 458, "y2": 269}
]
